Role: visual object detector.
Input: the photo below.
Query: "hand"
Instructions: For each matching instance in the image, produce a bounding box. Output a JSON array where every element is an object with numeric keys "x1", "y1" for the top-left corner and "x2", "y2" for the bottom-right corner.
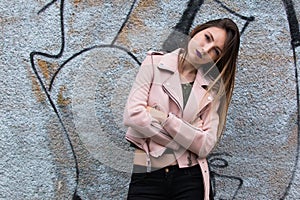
[
  {"x1": 147, "y1": 106, "x2": 167, "y2": 123},
  {"x1": 192, "y1": 117, "x2": 204, "y2": 129}
]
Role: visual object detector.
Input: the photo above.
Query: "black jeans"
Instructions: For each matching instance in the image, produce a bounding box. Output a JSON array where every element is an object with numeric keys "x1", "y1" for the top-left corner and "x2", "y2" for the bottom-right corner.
[{"x1": 127, "y1": 165, "x2": 213, "y2": 200}]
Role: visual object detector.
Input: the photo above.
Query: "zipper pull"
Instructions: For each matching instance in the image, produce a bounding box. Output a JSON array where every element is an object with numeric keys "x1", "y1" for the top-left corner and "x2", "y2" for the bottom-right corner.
[{"x1": 146, "y1": 155, "x2": 151, "y2": 172}]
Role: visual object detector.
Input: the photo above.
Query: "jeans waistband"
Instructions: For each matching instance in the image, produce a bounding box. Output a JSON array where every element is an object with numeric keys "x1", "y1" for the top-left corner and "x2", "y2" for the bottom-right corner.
[{"x1": 132, "y1": 164, "x2": 201, "y2": 176}]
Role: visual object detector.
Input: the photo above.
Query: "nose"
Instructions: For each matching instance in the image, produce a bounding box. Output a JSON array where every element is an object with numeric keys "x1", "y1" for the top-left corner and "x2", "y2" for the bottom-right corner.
[{"x1": 202, "y1": 43, "x2": 214, "y2": 54}]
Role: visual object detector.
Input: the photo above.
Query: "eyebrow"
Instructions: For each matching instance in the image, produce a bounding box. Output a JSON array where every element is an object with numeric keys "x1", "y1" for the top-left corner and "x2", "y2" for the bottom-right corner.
[{"x1": 208, "y1": 31, "x2": 214, "y2": 42}]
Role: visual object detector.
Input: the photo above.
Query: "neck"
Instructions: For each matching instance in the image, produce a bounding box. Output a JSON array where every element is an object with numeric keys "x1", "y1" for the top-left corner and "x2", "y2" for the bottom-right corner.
[
  {"x1": 179, "y1": 52, "x2": 198, "y2": 73},
  {"x1": 179, "y1": 61, "x2": 197, "y2": 83},
  {"x1": 182, "y1": 62, "x2": 196, "y2": 75}
]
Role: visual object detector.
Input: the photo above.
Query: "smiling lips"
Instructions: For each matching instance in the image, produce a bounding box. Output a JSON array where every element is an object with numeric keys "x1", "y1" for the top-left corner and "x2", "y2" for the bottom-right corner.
[{"x1": 196, "y1": 49, "x2": 202, "y2": 58}]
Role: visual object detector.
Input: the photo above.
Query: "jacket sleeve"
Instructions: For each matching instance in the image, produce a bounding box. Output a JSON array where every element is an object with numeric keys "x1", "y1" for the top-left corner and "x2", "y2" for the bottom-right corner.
[
  {"x1": 123, "y1": 53, "x2": 180, "y2": 150},
  {"x1": 162, "y1": 99, "x2": 221, "y2": 158}
]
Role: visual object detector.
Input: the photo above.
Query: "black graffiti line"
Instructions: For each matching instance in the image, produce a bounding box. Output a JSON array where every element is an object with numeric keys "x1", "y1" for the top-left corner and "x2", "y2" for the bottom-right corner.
[
  {"x1": 49, "y1": 0, "x2": 140, "y2": 91},
  {"x1": 33, "y1": 0, "x2": 253, "y2": 198},
  {"x1": 210, "y1": 171, "x2": 243, "y2": 200},
  {"x1": 38, "y1": 0, "x2": 138, "y2": 91},
  {"x1": 208, "y1": 152, "x2": 243, "y2": 199},
  {"x1": 162, "y1": 0, "x2": 255, "y2": 52},
  {"x1": 280, "y1": 45, "x2": 300, "y2": 200},
  {"x1": 38, "y1": 0, "x2": 64, "y2": 59},
  {"x1": 280, "y1": 0, "x2": 300, "y2": 199},
  {"x1": 282, "y1": 0, "x2": 300, "y2": 48},
  {"x1": 31, "y1": 0, "x2": 142, "y2": 199},
  {"x1": 29, "y1": 55, "x2": 80, "y2": 199},
  {"x1": 174, "y1": 0, "x2": 204, "y2": 35},
  {"x1": 209, "y1": 157, "x2": 228, "y2": 168},
  {"x1": 49, "y1": 44, "x2": 140, "y2": 91},
  {"x1": 280, "y1": 46, "x2": 300, "y2": 200},
  {"x1": 162, "y1": 0, "x2": 204, "y2": 52},
  {"x1": 213, "y1": 0, "x2": 254, "y2": 21},
  {"x1": 30, "y1": 0, "x2": 81, "y2": 199},
  {"x1": 31, "y1": 1, "x2": 264, "y2": 199},
  {"x1": 209, "y1": 152, "x2": 231, "y2": 157},
  {"x1": 111, "y1": 0, "x2": 137, "y2": 45},
  {"x1": 213, "y1": 0, "x2": 255, "y2": 35},
  {"x1": 38, "y1": 0, "x2": 58, "y2": 15}
]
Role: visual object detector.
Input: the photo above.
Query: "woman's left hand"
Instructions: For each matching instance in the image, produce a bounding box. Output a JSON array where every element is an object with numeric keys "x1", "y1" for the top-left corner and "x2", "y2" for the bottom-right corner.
[
  {"x1": 147, "y1": 106, "x2": 168, "y2": 123},
  {"x1": 192, "y1": 117, "x2": 204, "y2": 129}
]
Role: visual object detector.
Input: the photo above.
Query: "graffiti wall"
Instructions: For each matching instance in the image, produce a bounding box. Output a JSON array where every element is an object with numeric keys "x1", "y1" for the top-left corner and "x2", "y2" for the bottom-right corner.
[{"x1": 0, "y1": 0, "x2": 299, "y2": 199}]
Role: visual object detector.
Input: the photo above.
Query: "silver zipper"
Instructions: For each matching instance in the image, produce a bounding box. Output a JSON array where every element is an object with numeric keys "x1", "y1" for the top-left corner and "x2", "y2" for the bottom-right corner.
[
  {"x1": 146, "y1": 154, "x2": 151, "y2": 172},
  {"x1": 162, "y1": 86, "x2": 183, "y2": 116}
]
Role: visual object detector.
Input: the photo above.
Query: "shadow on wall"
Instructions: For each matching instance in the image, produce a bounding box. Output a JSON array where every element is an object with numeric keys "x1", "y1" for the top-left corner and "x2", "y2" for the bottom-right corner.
[{"x1": 28, "y1": 0, "x2": 299, "y2": 199}]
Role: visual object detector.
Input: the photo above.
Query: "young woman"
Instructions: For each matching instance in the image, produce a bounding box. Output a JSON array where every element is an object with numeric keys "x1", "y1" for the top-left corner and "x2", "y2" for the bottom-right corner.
[{"x1": 123, "y1": 18, "x2": 240, "y2": 200}]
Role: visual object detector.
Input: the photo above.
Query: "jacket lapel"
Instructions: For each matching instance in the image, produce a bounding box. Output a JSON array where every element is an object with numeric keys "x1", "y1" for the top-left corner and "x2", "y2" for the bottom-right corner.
[
  {"x1": 157, "y1": 50, "x2": 184, "y2": 111},
  {"x1": 162, "y1": 71, "x2": 184, "y2": 111},
  {"x1": 183, "y1": 69, "x2": 212, "y2": 122},
  {"x1": 156, "y1": 49, "x2": 212, "y2": 121}
]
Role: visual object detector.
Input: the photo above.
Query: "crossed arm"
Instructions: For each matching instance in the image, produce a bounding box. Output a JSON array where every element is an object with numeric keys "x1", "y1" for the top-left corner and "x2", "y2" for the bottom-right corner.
[{"x1": 123, "y1": 55, "x2": 219, "y2": 158}]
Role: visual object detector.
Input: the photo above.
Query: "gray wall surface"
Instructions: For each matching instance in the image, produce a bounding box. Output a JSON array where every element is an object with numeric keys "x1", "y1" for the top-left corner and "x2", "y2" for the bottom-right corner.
[{"x1": 1, "y1": 0, "x2": 300, "y2": 199}]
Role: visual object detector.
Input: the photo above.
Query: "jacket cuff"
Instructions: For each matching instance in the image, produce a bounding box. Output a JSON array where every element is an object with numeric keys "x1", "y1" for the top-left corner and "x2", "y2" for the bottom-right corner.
[{"x1": 161, "y1": 112, "x2": 174, "y2": 128}]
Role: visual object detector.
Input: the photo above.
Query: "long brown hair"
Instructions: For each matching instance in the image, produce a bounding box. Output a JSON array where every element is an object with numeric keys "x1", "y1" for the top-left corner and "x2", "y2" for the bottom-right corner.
[{"x1": 181, "y1": 18, "x2": 240, "y2": 138}]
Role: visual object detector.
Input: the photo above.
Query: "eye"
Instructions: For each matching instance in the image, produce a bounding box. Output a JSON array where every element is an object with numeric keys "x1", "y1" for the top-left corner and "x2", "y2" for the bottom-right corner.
[
  {"x1": 215, "y1": 48, "x2": 221, "y2": 56},
  {"x1": 205, "y1": 34, "x2": 210, "y2": 41}
]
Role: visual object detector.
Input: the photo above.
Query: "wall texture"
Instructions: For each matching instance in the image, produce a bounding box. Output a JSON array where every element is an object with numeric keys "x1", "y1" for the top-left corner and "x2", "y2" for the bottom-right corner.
[{"x1": 1, "y1": 0, "x2": 300, "y2": 199}]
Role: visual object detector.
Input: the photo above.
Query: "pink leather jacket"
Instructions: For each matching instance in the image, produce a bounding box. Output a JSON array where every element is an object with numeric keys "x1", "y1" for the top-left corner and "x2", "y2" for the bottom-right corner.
[{"x1": 123, "y1": 49, "x2": 222, "y2": 200}]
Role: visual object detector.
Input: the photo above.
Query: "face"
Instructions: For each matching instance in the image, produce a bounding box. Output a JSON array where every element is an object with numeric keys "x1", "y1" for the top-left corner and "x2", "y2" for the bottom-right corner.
[{"x1": 187, "y1": 27, "x2": 227, "y2": 66}]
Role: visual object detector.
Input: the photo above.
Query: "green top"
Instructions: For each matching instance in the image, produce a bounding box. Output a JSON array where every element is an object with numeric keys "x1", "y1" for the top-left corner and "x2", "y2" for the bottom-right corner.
[{"x1": 181, "y1": 82, "x2": 193, "y2": 109}]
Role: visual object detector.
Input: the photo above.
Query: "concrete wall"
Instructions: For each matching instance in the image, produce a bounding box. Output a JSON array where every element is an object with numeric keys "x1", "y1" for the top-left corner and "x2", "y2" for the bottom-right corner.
[{"x1": 1, "y1": 0, "x2": 300, "y2": 199}]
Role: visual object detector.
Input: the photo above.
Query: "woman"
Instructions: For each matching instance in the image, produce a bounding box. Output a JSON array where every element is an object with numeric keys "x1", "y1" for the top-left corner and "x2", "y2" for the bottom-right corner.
[{"x1": 123, "y1": 18, "x2": 240, "y2": 200}]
